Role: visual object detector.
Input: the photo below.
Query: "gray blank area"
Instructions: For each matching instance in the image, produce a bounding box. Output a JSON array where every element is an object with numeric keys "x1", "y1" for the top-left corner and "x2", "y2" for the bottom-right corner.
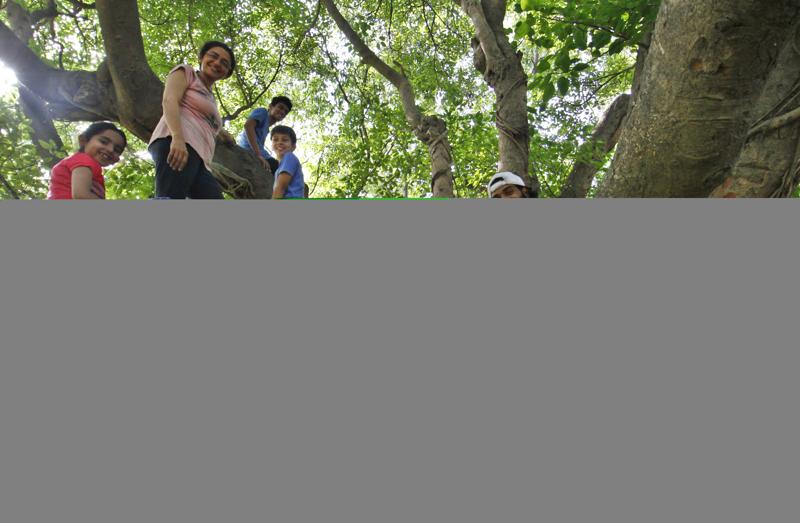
[{"x1": 0, "y1": 201, "x2": 798, "y2": 523}]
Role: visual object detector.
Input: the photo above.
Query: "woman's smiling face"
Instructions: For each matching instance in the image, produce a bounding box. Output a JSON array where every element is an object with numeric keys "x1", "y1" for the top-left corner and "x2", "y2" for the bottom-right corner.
[{"x1": 200, "y1": 46, "x2": 232, "y2": 83}]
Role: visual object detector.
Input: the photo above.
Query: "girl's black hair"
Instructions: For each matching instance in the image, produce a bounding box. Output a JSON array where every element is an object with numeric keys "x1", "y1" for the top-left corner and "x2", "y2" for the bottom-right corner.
[
  {"x1": 198, "y1": 40, "x2": 236, "y2": 78},
  {"x1": 78, "y1": 122, "x2": 127, "y2": 152}
]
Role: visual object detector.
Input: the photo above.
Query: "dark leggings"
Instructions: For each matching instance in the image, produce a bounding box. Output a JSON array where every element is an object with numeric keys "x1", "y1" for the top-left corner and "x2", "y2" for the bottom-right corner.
[{"x1": 149, "y1": 137, "x2": 223, "y2": 199}]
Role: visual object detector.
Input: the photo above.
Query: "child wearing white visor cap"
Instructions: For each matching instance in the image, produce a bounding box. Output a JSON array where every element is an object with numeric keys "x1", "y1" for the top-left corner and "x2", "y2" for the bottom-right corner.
[{"x1": 487, "y1": 171, "x2": 534, "y2": 198}]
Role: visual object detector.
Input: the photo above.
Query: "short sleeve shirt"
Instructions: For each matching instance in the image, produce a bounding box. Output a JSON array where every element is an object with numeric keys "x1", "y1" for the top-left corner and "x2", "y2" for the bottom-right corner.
[
  {"x1": 148, "y1": 64, "x2": 222, "y2": 171},
  {"x1": 236, "y1": 108, "x2": 274, "y2": 159},
  {"x1": 47, "y1": 152, "x2": 105, "y2": 199},
  {"x1": 274, "y1": 152, "x2": 305, "y2": 198}
]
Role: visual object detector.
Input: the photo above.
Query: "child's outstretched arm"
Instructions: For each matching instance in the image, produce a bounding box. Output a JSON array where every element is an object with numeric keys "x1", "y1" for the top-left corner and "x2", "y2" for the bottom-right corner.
[{"x1": 71, "y1": 166, "x2": 100, "y2": 199}]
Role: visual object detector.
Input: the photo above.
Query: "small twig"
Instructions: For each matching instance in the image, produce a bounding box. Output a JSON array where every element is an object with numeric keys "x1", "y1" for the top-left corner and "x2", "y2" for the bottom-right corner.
[{"x1": 747, "y1": 106, "x2": 800, "y2": 138}]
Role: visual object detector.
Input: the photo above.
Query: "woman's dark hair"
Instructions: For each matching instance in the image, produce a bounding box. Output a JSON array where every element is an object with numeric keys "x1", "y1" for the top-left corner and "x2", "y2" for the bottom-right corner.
[
  {"x1": 198, "y1": 40, "x2": 236, "y2": 78},
  {"x1": 78, "y1": 122, "x2": 127, "y2": 152},
  {"x1": 271, "y1": 125, "x2": 297, "y2": 146},
  {"x1": 270, "y1": 96, "x2": 293, "y2": 112}
]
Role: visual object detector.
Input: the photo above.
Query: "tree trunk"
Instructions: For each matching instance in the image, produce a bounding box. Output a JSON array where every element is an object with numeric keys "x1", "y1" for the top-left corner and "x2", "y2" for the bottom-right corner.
[
  {"x1": 601, "y1": 0, "x2": 800, "y2": 197},
  {"x1": 321, "y1": 0, "x2": 455, "y2": 197},
  {"x1": 459, "y1": 0, "x2": 534, "y2": 195},
  {"x1": 710, "y1": 21, "x2": 800, "y2": 197},
  {"x1": 95, "y1": 0, "x2": 164, "y2": 138}
]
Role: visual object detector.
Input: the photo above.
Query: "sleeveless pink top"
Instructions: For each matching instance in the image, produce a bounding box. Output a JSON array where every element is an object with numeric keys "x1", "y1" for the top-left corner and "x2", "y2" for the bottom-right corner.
[{"x1": 148, "y1": 64, "x2": 222, "y2": 171}]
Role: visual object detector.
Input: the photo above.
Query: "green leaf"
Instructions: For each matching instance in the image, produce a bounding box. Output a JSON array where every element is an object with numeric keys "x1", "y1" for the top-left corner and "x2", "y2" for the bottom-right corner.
[
  {"x1": 573, "y1": 28, "x2": 588, "y2": 49},
  {"x1": 607, "y1": 38, "x2": 628, "y2": 55},
  {"x1": 515, "y1": 21, "x2": 532, "y2": 39},
  {"x1": 542, "y1": 81, "x2": 556, "y2": 104},
  {"x1": 557, "y1": 77, "x2": 570, "y2": 96},
  {"x1": 591, "y1": 30, "x2": 612, "y2": 49},
  {"x1": 537, "y1": 36, "x2": 555, "y2": 48},
  {"x1": 555, "y1": 51, "x2": 572, "y2": 72},
  {"x1": 536, "y1": 58, "x2": 551, "y2": 72}
]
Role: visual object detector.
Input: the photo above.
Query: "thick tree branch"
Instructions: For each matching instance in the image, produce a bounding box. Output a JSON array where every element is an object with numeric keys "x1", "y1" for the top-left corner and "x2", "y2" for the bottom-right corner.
[
  {"x1": 321, "y1": 0, "x2": 420, "y2": 128},
  {"x1": 461, "y1": 1, "x2": 504, "y2": 66},
  {"x1": 458, "y1": 0, "x2": 534, "y2": 193},
  {"x1": 46, "y1": 102, "x2": 109, "y2": 122},
  {"x1": 560, "y1": 93, "x2": 630, "y2": 198},
  {"x1": 321, "y1": 0, "x2": 454, "y2": 197},
  {"x1": 0, "y1": 21, "x2": 116, "y2": 119},
  {"x1": 95, "y1": 0, "x2": 164, "y2": 138}
]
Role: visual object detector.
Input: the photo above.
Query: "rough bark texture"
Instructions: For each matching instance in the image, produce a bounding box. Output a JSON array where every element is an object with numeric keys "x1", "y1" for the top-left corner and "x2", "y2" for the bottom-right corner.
[
  {"x1": 416, "y1": 116, "x2": 455, "y2": 197},
  {"x1": 94, "y1": 0, "x2": 164, "y2": 138},
  {"x1": 321, "y1": 0, "x2": 455, "y2": 197},
  {"x1": 0, "y1": 21, "x2": 116, "y2": 119},
  {"x1": 560, "y1": 93, "x2": 630, "y2": 198},
  {"x1": 0, "y1": 0, "x2": 273, "y2": 198},
  {"x1": 629, "y1": 32, "x2": 652, "y2": 105},
  {"x1": 710, "y1": 21, "x2": 800, "y2": 197},
  {"x1": 460, "y1": 0, "x2": 534, "y2": 195},
  {"x1": 601, "y1": 0, "x2": 800, "y2": 197},
  {"x1": 211, "y1": 142, "x2": 274, "y2": 198}
]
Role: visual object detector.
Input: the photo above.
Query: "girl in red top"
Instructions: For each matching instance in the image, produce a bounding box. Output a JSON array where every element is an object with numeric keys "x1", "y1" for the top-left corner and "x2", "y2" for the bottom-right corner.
[{"x1": 47, "y1": 122, "x2": 127, "y2": 199}]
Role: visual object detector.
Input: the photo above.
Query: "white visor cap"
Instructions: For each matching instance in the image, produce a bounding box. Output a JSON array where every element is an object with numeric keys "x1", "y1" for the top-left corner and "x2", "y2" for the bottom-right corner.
[{"x1": 487, "y1": 171, "x2": 527, "y2": 195}]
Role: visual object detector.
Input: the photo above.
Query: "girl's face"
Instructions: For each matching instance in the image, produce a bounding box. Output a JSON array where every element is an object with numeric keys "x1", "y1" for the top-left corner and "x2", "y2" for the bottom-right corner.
[
  {"x1": 200, "y1": 46, "x2": 232, "y2": 84},
  {"x1": 83, "y1": 129, "x2": 125, "y2": 167}
]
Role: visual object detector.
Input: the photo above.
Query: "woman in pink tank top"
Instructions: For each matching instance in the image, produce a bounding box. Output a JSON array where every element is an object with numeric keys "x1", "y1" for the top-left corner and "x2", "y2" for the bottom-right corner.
[{"x1": 148, "y1": 41, "x2": 236, "y2": 199}]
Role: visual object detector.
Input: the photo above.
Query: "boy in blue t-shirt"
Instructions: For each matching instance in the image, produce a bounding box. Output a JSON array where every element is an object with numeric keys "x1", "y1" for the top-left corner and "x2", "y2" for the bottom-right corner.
[
  {"x1": 236, "y1": 96, "x2": 292, "y2": 173},
  {"x1": 271, "y1": 125, "x2": 305, "y2": 199}
]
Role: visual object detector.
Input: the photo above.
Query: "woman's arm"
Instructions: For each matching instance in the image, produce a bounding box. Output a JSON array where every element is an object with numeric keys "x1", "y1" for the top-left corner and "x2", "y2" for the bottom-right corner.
[
  {"x1": 162, "y1": 69, "x2": 190, "y2": 171},
  {"x1": 71, "y1": 166, "x2": 100, "y2": 199}
]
